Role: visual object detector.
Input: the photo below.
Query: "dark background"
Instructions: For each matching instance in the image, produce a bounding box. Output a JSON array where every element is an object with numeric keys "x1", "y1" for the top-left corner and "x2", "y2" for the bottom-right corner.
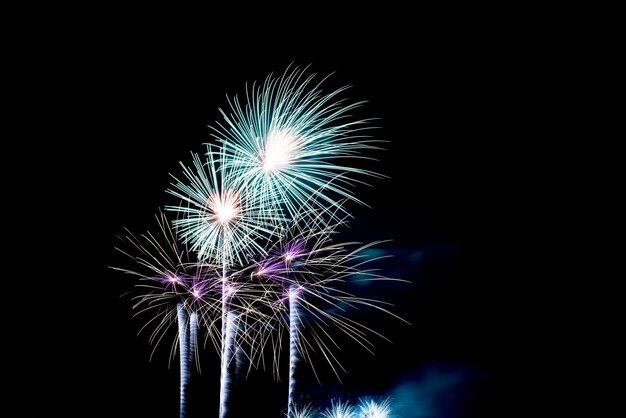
[{"x1": 33, "y1": 22, "x2": 539, "y2": 418}]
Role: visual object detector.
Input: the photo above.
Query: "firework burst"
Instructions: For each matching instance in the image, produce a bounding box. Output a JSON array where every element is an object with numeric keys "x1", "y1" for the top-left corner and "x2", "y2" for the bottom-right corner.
[
  {"x1": 320, "y1": 400, "x2": 357, "y2": 418},
  {"x1": 166, "y1": 145, "x2": 281, "y2": 265},
  {"x1": 112, "y1": 212, "x2": 222, "y2": 354},
  {"x1": 115, "y1": 66, "x2": 406, "y2": 417},
  {"x1": 357, "y1": 398, "x2": 392, "y2": 418},
  {"x1": 213, "y1": 65, "x2": 384, "y2": 222},
  {"x1": 112, "y1": 211, "x2": 223, "y2": 417},
  {"x1": 286, "y1": 403, "x2": 316, "y2": 418},
  {"x1": 245, "y1": 213, "x2": 407, "y2": 418},
  {"x1": 167, "y1": 144, "x2": 286, "y2": 416},
  {"x1": 113, "y1": 211, "x2": 281, "y2": 416}
]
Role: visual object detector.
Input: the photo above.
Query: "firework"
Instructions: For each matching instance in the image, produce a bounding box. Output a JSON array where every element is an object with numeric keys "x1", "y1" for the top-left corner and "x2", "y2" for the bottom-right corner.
[
  {"x1": 288, "y1": 284, "x2": 300, "y2": 416},
  {"x1": 320, "y1": 399, "x2": 357, "y2": 418},
  {"x1": 112, "y1": 212, "x2": 223, "y2": 417},
  {"x1": 287, "y1": 403, "x2": 316, "y2": 418},
  {"x1": 219, "y1": 311, "x2": 237, "y2": 417},
  {"x1": 205, "y1": 68, "x2": 396, "y2": 415},
  {"x1": 167, "y1": 144, "x2": 286, "y2": 417},
  {"x1": 177, "y1": 303, "x2": 190, "y2": 418},
  {"x1": 112, "y1": 212, "x2": 223, "y2": 353},
  {"x1": 116, "y1": 66, "x2": 405, "y2": 417},
  {"x1": 357, "y1": 398, "x2": 392, "y2": 418},
  {"x1": 214, "y1": 65, "x2": 384, "y2": 223},
  {"x1": 166, "y1": 145, "x2": 281, "y2": 265},
  {"x1": 249, "y1": 214, "x2": 407, "y2": 418}
]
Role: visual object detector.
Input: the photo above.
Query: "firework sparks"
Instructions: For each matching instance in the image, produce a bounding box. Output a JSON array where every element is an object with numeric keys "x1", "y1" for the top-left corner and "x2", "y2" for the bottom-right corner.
[
  {"x1": 320, "y1": 399, "x2": 357, "y2": 418},
  {"x1": 113, "y1": 211, "x2": 283, "y2": 416},
  {"x1": 263, "y1": 128, "x2": 302, "y2": 173},
  {"x1": 112, "y1": 212, "x2": 224, "y2": 417},
  {"x1": 214, "y1": 65, "x2": 384, "y2": 222},
  {"x1": 115, "y1": 66, "x2": 406, "y2": 417},
  {"x1": 167, "y1": 145, "x2": 285, "y2": 416},
  {"x1": 246, "y1": 214, "x2": 408, "y2": 415},
  {"x1": 287, "y1": 403, "x2": 316, "y2": 418},
  {"x1": 288, "y1": 284, "x2": 301, "y2": 417},
  {"x1": 177, "y1": 303, "x2": 190, "y2": 418},
  {"x1": 357, "y1": 398, "x2": 392, "y2": 418},
  {"x1": 207, "y1": 189, "x2": 241, "y2": 225},
  {"x1": 219, "y1": 311, "x2": 238, "y2": 418},
  {"x1": 166, "y1": 145, "x2": 281, "y2": 265},
  {"x1": 112, "y1": 212, "x2": 222, "y2": 354}
]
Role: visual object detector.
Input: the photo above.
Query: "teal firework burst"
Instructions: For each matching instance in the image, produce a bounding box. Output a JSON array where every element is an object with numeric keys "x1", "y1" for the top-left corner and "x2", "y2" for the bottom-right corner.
[
  {"x1": 166, "y1": 145, "x2": 281, "y2": 265},
  {"x1": 213, "y1": 65, "x2": 384, "y2": 221}
]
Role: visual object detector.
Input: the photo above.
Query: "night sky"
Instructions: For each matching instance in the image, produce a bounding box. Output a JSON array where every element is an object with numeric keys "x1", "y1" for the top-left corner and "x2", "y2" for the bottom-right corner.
[{"x1": 36, "y1": 26, "x2": 533, "y2": 418}]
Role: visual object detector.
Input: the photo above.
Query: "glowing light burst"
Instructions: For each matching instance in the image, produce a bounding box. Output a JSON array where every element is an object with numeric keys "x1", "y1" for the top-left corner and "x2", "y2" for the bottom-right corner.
[
  {"x1": 357, "y1": 398, "x2": 392, "y2": 418},
  {"x1": 214, "y1": 65, "x2": 384, "y2": 222},
  {"x1": 287, "y1": 403, "x2": 316, "y2": 418},
  {"x1": 263, "y1": 128, "x2": 302, "y2": 172},
  {"x1": 166, "y1": 146, "x2": 281, "y2": 265},
  {"x1": 207, "y1": 188, "x2": 241, "y2": 225},
  {"x1": 321, "y1": 400, "x2": 357, "y2": 418}
]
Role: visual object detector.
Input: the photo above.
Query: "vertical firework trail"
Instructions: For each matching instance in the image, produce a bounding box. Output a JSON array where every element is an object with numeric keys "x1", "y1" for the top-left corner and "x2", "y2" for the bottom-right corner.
[
  {"x1": 219, "y1": 310, "x2": 237, "y2": 417},
  {"x1": 288, "y1": 285, "x2": 300, "y2": 417},
  {"x1": 219, "y1": 236, "x2": 239, "y2": 418},
  {"x1": 177, "y1": 303, "x2": 190, "y2": 418},
  {"x1": 189, "y1": 310, "x2": 197, "y2": 372},
  {"x1": 219, "y1": 239, "x2": 229, "y2": 418}
]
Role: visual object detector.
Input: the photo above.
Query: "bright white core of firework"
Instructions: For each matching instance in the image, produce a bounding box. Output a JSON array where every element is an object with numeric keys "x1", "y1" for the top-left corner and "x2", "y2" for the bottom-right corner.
[
  {"x1": 263, "y1": 129, "x2": 301, "y2": 172},
  {"x1": 207, "y1": 191, "x2": 241, "y2": 225}
]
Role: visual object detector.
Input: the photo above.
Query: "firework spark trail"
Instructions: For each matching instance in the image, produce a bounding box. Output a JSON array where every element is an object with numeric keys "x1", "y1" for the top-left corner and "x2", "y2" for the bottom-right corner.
[
  {"x1": 189, "y1": 310, "x2": 198, "y2": 371},
  {"x1": 177, "y1": 303, "x2": 190, "y2": 418},
  {"x1": 219, "y1": 311, "x2": 237, "y2": 418},
  {"x1": 219, "y1": 241, "x2": 229, "y2": 418},
  {"x1": 288, "y1": 285, "x2": 300, "y2": 417}
]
